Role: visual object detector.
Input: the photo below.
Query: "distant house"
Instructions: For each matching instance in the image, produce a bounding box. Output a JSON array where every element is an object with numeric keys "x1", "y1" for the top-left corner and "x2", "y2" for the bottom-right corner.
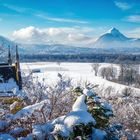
[
  {"x1": 31, "y1": 69, "x2": 41, "y2": 73},
  {"x1": 0, "y1": 46, "x2": 22, "y2": 96}
]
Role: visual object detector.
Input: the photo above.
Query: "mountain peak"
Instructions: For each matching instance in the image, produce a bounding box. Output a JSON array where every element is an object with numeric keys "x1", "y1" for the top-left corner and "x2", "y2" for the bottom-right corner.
[
  {"x1": 108, "y1": 27, "x2": 121, "y2": 35},
  {"x1": 94, "y1": 28, "x2": 129, "y2": 47}
]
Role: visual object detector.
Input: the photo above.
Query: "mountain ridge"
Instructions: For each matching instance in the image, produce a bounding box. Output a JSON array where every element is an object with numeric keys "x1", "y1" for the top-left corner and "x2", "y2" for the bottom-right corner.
[
  {"x1": 0, "y1": 28, "x2": 140, "y2": 55},
  {"x1": 93, "y1": 28, "x2": 140, "y2": 48}
]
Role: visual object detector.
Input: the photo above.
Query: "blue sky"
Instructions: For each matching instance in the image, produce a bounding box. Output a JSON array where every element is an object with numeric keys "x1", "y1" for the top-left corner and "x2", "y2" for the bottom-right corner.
[{"x1": 0, "y1": 0, "x2": 140, "y2": 45}]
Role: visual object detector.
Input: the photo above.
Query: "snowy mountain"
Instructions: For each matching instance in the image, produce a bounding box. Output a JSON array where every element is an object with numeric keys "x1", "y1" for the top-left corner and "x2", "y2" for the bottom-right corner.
[
  {"x1": 0, "y1": 36, "x2": 16, "y2": 52},
  {"x1": 0, "y1": 35, "x2": 15, "y2": 48},
  {"x1": 97, "y1": 28, "x2": 128, "y2": 42},
  {"x1": 0, "y1": 35, "x2": 16, "y2": 59},
  {"x1": 0, "y1": 28, "x2": 140, "y2": 56},
  {"x1": 19, "y1": 43, "x2": 95, "y2": 54},
  {"x1": 0, "y1": 35, "x2": 93, "y2": 55},
  {"x1": 18, "y1": 28, "x2": 140, "y2": 54},
  {"x1": 93, "y1": 28, "x2": 140, "y2": 48}
]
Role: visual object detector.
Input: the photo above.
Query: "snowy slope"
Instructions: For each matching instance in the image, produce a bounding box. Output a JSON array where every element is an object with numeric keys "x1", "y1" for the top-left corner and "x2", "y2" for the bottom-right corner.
[
  {"x1": 21, "y1": 62, "x2": 140, "y2": 98},
  {"x1": 0, "y1": 35, "x2": 16, "y2": 53},
  {"x1": 97, "y1": 28, "x2": 129, "y2": 42},
  {"x1": 0, "y1": 35, "x2": 15, "y2": 47},
  {"x1": 19, "y1": 43, "x2": 94, "y2": 54},
  {"x1": 93, "y1": 28, "x2": 140, "y2": 48},
  {"x1": 0, "y1": 35, "x2": 17, "y2": 61}
]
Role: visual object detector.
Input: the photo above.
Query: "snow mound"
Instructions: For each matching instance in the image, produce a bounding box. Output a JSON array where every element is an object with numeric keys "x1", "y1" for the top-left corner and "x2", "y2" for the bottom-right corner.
[
  {"x1": 51, "y1": 115, "x2": 66, "y2": 125},
  {"x1": 0, "y1": 134, "x2": 16, "y2": 140},
  {"x1": 18, "y1": 134, "x2": 33, "y2": 140},
  {"x1": 72, "y1": 94, "x2": 87, "y2": 111},
  {"x1": 9, "y1": 127, "x2": 25, "y2": 136},
  {"x1": 13, "y1": 100, "x2": 50, "y2": 120},
  {"x1": 83, "y1": 88, "x2": 95, "y2": 97},
  {"x1": 52, "y1": 94, "x2": 96, "y2": 137},
  {"x1": 52, "y1": 124, "x2": 70, "y2": 137},
  {"x1": 32, "y1": 125, "x2": 45, "y2": 140},
  {"x1": 64, "y1": 94, "x2": 96, "y2": 130},
  {"x1": 101, "y1": 102, "x2": 112, "y2": 111},
  {"x1": 0, "y1": 78, "x2": 18, "y2": 93},
  {"x1": 64, "y1": 110, "x2": 96, "y2": 130},
  {"x1": 0, "y1": 121, "x2": 9, "y2": 131},
  {"x1": 92, "y1": 128, "x2": 107, "y2": 140}
]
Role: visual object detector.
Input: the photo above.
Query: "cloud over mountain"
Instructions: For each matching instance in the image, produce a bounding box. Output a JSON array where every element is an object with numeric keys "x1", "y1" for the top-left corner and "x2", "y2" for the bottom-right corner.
[{"x1": 12, "y1": 26, "x2": 94, "y2": 46}]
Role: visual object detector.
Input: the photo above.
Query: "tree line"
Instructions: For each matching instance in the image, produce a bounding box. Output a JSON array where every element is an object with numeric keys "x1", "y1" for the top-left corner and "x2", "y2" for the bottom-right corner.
[
  {"x1": 92, "y1": 63, "x2": 140, "y2": 88},
  {"x1": 19, "y1": 53, "x2": 140, "y2": 64}
]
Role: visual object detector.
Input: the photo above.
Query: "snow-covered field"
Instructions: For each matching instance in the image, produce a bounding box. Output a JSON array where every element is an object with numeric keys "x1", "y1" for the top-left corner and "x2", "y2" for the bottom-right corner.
[
  {"x1": 21, "y1": 62, "x2": 140, "y2": 98},
  {"x1": 0, "y1": 62, "x2": 139, "y2": 140}
]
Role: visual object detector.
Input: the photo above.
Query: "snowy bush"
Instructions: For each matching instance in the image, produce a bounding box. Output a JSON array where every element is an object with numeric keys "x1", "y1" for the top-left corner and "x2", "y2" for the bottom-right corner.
[
  {"x1": 22, "y1": 73, "x2": 75, "y2": 120},
  {"x1": 109, "y1": 96, "x2": 140, "y2": 139},
  {"x1": 1, "y1": 74, "x2": 138, "y2": 139}
]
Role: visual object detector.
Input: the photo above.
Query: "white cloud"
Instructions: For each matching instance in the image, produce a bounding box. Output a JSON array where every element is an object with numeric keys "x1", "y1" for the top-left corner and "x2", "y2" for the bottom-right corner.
[
  {"x1": 2, "y1": 3, "x2": 88, "y2": 24},
  {"x1": 36, "y1": 14, "x2": 88, "y2": 24},
  {"x1": 12, "y1": 26, "x2": 95, "y2": 46},
  {"x1": 126, "y1": 27, "x2": 140, "y2": 38},
  {"x1": 3, "y1": 3, "x2": 28, "y2": 13},
  {"x1": 12, "y1": 26, "x2": 48, "y2": 44},
  {"x1": 114, "y1": 1, "x2": 132, "y2": 10},
  {"x1": 125, "y1": 15, "x2": 140, "y2": 23},
  {"x1": 68, "y1": 34, "x2": 90, "y2": 41}
]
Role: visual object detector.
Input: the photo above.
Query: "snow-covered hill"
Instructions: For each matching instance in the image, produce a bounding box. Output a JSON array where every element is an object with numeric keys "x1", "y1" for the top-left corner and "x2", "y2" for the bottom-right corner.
[
  {"x1": 21, "y1": 62, "x2": 140, "y2": 98},
  {"x1": 19, "y1": 43, "x2": 94, "y2": 54}
]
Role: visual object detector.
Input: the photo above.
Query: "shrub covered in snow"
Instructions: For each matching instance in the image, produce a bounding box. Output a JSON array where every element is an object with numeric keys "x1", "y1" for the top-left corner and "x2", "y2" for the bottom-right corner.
[
  {"x1": 0, "y1": 75, "x2": 136, "y2": 139},
  {"x1": 22, "y1": 73, "x2": 74, "y2": 120}
]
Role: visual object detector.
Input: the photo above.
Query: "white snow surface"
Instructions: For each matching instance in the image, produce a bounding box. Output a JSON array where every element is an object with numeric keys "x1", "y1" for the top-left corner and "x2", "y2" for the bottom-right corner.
[
  {"x1": 10, "y1": 101, "x2": 19, "y2": 111},
  {"x1": 52, "y1": 124, "x2": 70, "y2": 137},
  {"x1": 51, "y1": 115, "x2": 66, "y2": 125},
  {"x1": 51, "y1": 94, "x2": 96, "y2": 136},
  {"x1": 0, "y1": 78, "x2": 19, "y2": 97},
  {"x1": 32, "y1": 125, "x2": 46, "y2": 140},
  {"x1": 0, "y1": 134, "x2": 16, "y2": 140},
  {"x1": 0, "y1": 121, "x2": 9, "y2": 131},
  {"x1": 21, "y1": 62, "x2": 140, "y2": 98},
  {"x1": 13, "y1": 99, "x2": 50, "y2": 120},
  {"x1": 83, "y1": 88, "x2": 95, "y2": 97},
  {"x1": 101, "y1": 102, "x2": 112, "y2": 111},
  {"x1": 92, "y1": 129, "x2": 107, "y2": 140},
  {"x1": 64, "y1": 94, "x2": 96, "y2": 130},
  {"x1": 9, "y1": 127, "x2": 25, "y2": 136},
  {"x1": 72, "y1": 94, "x2": 87, "y2": 111},
  {"x1": 64, "y1": 110, "x2": 96, "y2": 130}
]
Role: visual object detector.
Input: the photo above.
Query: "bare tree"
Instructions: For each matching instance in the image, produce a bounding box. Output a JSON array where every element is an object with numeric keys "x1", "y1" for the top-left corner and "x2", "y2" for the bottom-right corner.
[
  {"x1": 91, "y1": 63, "x2": 100, "y2": 76},
  {"x1": 100, "y1": 67, "x2": 107, "y2": 79},
  {"x1": 118, "y1": 64, "x2": 138, "y2": 86},
  {"x1": 100, "y1": 67, "x2": 114, "y2": 80}
]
